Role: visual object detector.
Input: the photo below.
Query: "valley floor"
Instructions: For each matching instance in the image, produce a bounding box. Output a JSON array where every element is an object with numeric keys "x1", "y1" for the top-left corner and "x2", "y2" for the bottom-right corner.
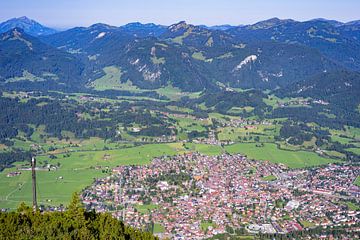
[
  {"x1": 82, "y1": 152, "x2": 360, "y2": 239},
  {"x1": 0, "y1": 141, "x2": 338, "y2": 209}
]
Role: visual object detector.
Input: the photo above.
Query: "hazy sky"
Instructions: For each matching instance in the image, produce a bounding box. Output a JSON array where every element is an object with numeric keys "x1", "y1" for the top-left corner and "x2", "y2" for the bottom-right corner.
[{"x1": 1, "y1": 0, "x2": 359, "y2": 28}]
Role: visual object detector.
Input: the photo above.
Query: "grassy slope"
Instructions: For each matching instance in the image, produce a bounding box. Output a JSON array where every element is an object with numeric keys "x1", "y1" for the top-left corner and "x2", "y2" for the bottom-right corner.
[
  {"x1": 347, "y1": 148, "x2": 360, "y2": 155},
  {"x1": 156, "y1": 85, "x2": 202, "y2": 101},
  {"x1": 89, "y1": 66, "x2": 142, "y2": 92}
]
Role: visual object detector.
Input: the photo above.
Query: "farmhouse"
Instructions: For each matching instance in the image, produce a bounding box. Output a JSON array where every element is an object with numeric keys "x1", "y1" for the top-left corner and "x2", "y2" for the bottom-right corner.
[{"x1": 6, "y1": 171, "x2": 21, "y2": 177}]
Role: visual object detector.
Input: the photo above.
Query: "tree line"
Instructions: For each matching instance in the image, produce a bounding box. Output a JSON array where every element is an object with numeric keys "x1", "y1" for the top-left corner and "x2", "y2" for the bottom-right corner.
[{"x1": 0, "y1": 193, "x2": 158, "y2": 240}]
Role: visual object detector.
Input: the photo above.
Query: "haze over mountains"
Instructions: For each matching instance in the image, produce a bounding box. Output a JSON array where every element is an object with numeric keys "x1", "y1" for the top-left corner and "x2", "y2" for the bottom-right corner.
[
  {"x1": 1, "y1": 16, "x2": 360, "y2": 107},
  {"x1": 0, "y1": 16, "x2": 58, "y2": 36}
]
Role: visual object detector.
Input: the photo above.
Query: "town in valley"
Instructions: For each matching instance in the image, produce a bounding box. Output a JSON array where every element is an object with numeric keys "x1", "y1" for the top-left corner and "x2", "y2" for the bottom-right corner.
[{"x1": 83, "y1": 153, "x2": 360, "y2": 239}]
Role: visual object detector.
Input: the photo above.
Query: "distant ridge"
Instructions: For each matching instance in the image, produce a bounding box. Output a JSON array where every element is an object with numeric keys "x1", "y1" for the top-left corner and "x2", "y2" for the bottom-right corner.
[
  {"x1": 202, "y1": 24, "x2": 238, "y2": 31},
  {"x1": 0, "y1": 16, "x2": 57, "y2": 36},
  {"x1": 0, "y1": 28, "x2": 84, "y2": 89},
  {"x1": 1, "y1": 16, "x2": 360, "y2": 94},
  {"x1": 119, "y1": 22, "x2": 167, "y2": 37}
]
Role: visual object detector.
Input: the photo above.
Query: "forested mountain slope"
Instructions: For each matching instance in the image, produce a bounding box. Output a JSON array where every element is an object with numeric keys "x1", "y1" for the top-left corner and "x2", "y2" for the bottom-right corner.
[{"x1": 0, "y1": 17, "x2": 359, "y2": 96}]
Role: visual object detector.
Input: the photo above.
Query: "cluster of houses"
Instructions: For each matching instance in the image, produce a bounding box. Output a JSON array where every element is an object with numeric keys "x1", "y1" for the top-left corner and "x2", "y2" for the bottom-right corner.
[
  {"x1": 276, "y1": 99, "x2": 311, "y2": 108},
  {"x1": 304, "y1": 164, "x2": 360, "y2": 198},
  {"x1": 276, "y1": 99, "x2": 329, "y2": 108},
  {"x1": 82, "y1": 153, "x2": 360, "y2": 239},
  {"x1": 213, "y1": 118, "x2": 272, "y2": 128},
  {"x1": 6, "y1": 171, "x2": 21, "y2": 177}
]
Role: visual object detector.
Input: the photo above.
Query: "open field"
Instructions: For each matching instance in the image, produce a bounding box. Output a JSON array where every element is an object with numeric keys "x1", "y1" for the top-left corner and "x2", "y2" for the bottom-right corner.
[
  {"x1": 331, "y1": 135, "x2": 353, "y2": 145},
  {"x1": 323, "y1": 150, "x2": 346, "y2": 159},
  {"x1": 342, "y1": 201, "x2": 360, "y2": 211},
  {"x1": 201, "y1": 221, "x2": 216, "y2": 232},
  {"x1": 217, "y1": 125, "x2": 279, "y2": 142},
  {"x1": 192, "y1": 52, "x2": 207, "y2": 61},
  {"x1": 172, "y1": 116, "x2": 209, "y2": 140},
  {"x1": 347, "y1": 148, "x2": 360, "y2": 155},
  {"x1": 0, "y1": 142, "x2": 224, "y2": 209},
  {"x1": 329, "y1": 126, "x2": 360, "y2": 144},
  {"x1": 156, "y1": 85, "x2": 202, "y2": 101},
  {"x1": 0, "y1": 89, "x2": 358, "y2": 211},
  {"x1": 0, "y1": 138, "x2": 344, "y2": 209},
  {"x1": 184, "y1": 143, "x2": 223, "y2": 156},
  {"x1": 153, "y1": 223, "x2": 165, "y2": 233},
  {"x1": 236, "y1": 236, "x2": 255, "y2": 240},
  {"x1": 224, "y1": 143, "x2": 338, "y2": 168},
  {"x1": 300, "y1": 220, "x2": 316, "y2": 228},
  {"x1": 135, "y1": 204, "x2": 158, "y2": 214},
  {"x1": 355, "y1": 176, "x2": 360, "y2": 187},
  {"x1": 0, "y1": 144, "x2": 177, "y2": 209},
  {"x1": 261, "y1": 175, "x2": 277, "y2": 181},
  {"x1": 12, "y1": 129, "x2": 132, "y2": 153},
  {"x1": 263, "y1": 95, "x2": 311, "y2": 109},
  {"x1": 89, "y1": 66, "x2": 143, "y2": 92}
]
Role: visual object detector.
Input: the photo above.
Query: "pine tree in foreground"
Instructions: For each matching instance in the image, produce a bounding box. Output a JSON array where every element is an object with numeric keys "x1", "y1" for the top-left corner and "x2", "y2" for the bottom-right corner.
[{"x1": 0, "y1": 193, "x2": 158, "y2": 240}]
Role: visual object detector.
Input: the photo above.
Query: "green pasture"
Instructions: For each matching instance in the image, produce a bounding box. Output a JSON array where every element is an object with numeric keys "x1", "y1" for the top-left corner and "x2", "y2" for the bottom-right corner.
[
  {"x1": 89, "y1": 66, "x2": 143, "y2": 92},
  {"x1": 201, "y1": 221, "x2": 216, "y2": 232},
  {"x1": 347, "y1": 148, "x2": 360, "y2": 155},
  {"x1": 261, "y1": 175, "x2": 277, "y2": 181},
  {"x1": 224, "y1": 143, "x2": 338, "y2": 168},
  {"x1": 173, "y1": 116, "x2": 208, "y2": 132},
  {"x1": 134, "y1": 204, "x2": 158, "y2": 214},
  {"x1": 0, "y1": 142, "x2": 223, "y2": 209},
  {"x1": 156, "y1": 85, "x2": 201, "y2": 101},
  {"x1": 300, "y1": 220, "x2": 315, "y2": 228},
  {"x1": 217, "y1": 125, "x2": 278, "y2": 142},
  {"x1": 184, "y1": 143, "x2": 223, "y2": 156},
  {"x1": 153, "y1": 223, "x2": 165, "y2": 233},
  {"x1": 354, "y1": 176, "x2": 360, "y2": 187},
  {"x1": 341, "y1": 201, "x2": 360, "y2": 211}
]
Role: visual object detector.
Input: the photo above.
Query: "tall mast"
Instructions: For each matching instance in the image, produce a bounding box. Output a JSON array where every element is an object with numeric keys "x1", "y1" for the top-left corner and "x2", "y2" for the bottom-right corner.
[{"x1": 31, "y1": 157, "x2": 37, "y2": 212}]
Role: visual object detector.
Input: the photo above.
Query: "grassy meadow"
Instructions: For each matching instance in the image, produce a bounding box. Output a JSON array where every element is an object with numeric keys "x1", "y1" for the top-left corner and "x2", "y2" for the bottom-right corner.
[
  {"x1": 1, "y1": 89, "x2": 359, "y2": 212},
  {"x1": 224, "y1": 143, "x2": 338, "y2": 168},
  {"x1": 0, "y1": 142, "x2": 226, "y2": 209}
]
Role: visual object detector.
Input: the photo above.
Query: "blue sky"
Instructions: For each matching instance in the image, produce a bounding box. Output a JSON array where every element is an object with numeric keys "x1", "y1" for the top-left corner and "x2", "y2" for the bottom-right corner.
[{"x1": 0, "y1": 0, "x2": 359, "y2": 28}]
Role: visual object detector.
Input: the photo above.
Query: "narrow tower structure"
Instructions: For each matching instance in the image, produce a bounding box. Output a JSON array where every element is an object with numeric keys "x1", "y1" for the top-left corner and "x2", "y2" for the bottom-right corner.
[{"x1": 31, "y1": 157, "x2": 37, "y2": 212}]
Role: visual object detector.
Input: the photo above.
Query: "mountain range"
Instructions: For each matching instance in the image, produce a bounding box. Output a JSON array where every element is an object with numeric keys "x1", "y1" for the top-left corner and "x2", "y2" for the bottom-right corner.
[
  {"x1": 0, "y1": 16, "x2": 58, "y2": 36},
  {"x1": 0, "y1": 16, "x2": 359, "y2": 109}
]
